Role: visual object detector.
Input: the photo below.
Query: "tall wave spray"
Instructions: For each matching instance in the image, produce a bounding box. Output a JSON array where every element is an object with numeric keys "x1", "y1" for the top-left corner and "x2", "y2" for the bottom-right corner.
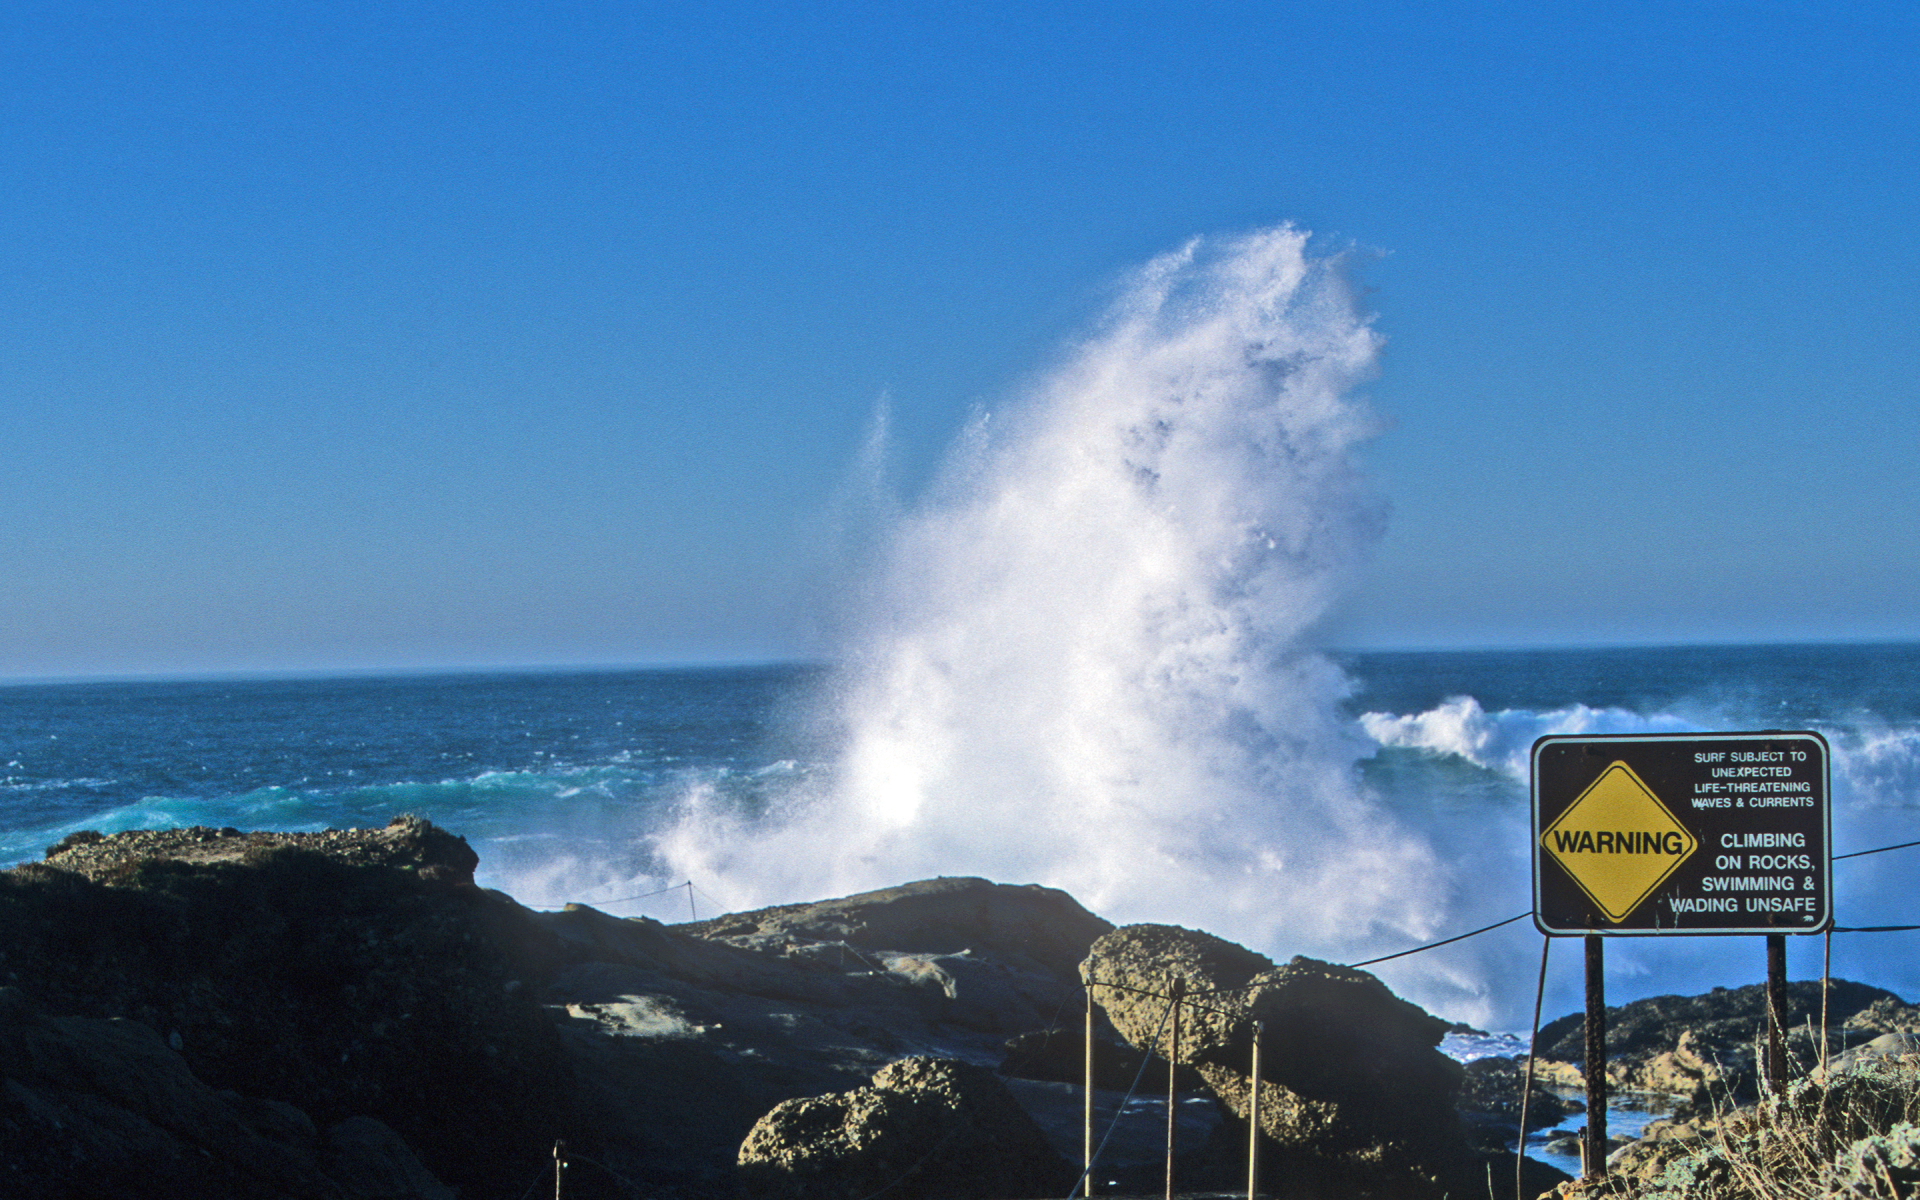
[{"x1": 659, "y1": 227, "x2": 1450, "y2": 962}]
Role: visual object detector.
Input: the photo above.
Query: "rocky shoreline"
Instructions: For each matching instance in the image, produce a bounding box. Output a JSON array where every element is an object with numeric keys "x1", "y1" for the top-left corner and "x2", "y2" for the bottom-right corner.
[{"x1": 0, "y1": 817, "x2": 1909, "y2": 1199}]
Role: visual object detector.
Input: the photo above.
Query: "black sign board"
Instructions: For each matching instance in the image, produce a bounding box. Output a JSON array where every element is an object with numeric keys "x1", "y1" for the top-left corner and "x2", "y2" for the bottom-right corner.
[{"x1": 1532, "y1": 732, "x2": 1831, "y2": 935}]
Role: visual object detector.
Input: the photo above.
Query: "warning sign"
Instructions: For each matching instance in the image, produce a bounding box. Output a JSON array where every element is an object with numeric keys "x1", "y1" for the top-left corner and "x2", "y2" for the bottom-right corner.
[
  {"x1": 1540, "y1": 761, "x2": 1698, "y2": 921},
  {"x1": 1533, "y1": 733, "x2": 1830, "y2": 935}
]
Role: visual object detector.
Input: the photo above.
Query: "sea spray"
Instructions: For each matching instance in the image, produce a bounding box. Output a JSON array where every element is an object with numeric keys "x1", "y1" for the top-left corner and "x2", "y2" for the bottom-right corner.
[{"x1": 656, "y1": 226, "x2": 1459, "y2": 968}]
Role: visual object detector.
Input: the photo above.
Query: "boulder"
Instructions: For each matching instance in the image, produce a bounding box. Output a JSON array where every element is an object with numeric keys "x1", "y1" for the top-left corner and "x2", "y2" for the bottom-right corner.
[
  {"x1": 736, "y1": 1056, "x2": 1074, "y2": 1200},
  {"x1": 1083, "y1": 924, "x2": 1499, "y2": 1199}
]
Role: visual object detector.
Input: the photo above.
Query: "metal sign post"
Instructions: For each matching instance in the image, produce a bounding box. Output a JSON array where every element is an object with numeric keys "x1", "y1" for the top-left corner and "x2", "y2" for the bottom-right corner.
[{"x1": 1532, "y1": 732, "x2": 1832, "y2": 1177}]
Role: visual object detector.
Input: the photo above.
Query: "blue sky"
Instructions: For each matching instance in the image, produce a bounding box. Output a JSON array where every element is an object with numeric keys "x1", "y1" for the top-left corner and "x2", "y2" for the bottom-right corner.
[{"x1": 3, "y1": 1, "x2": 1916, "y2": 677}]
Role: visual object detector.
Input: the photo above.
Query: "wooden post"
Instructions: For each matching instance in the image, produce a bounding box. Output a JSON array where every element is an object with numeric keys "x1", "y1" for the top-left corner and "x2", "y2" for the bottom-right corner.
[
  {"x1": 1247, "y1": 1020, "x2": 1262, "y2": 1200},
  {"x1": 1584, "y1": 934, "x2": 1607, "y2": 1178},
  {"x1": 1085, "y1": 987, "x2": 1096, "y2": 1197},
  {"x1": 1165, "y1": 978, "x2": 1183, "y2": 1200},
  {"x1": 1765, "y1": 932, "x2": 1789, "y2": 1089}
]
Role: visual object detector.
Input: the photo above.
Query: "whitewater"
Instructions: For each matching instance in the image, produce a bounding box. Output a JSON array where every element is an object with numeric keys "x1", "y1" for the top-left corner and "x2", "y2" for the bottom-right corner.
[
  {"x1": 659, "y1": 226, "x2": 1447, "y2": 962},
  {"x1": 3, "y1": 230, "x2": 1918, "y2": 1033}
]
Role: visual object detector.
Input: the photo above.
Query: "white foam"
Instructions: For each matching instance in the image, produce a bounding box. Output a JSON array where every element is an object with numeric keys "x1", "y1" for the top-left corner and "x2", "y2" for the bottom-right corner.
[
  {"x1": 657, "y1": 227, "x2": 1453, "y2": 962},
  {"x1": 1360, "y1": 698, "x2": 1697, "y2": 781}
]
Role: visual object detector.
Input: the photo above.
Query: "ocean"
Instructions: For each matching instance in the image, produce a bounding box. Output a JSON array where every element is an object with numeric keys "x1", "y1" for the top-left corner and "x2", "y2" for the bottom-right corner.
[{"x1": 5, "y1": 642, "x2": 1917, "y2": 1037}]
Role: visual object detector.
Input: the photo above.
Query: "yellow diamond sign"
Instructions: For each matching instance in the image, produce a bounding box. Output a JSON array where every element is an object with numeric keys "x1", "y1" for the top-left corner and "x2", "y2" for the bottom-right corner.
[{"x1": 1540, "y1": 761, "x2": 1698, "y2": 922}]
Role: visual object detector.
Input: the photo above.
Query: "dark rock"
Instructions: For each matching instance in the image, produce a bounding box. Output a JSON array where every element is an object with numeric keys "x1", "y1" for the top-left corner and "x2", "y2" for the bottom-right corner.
[
  {"x1": 736, "y1": 1056, "x2": 1074, "y2": 1200},
  {"x1": 1456, "y1": 1055, "x2": 1581, "y2": 1149},
  {"x1": 321, "y1": 1117, "x2": 457, "y2": 1200},
  {"x1": 539, "y1": 880, "x2": 1114, "y2": 1197},
  {"x1": 686, "y1": 876, "x2": 1113, "y2": 983},
  {"x1": 998, "y1": 1026, "x2": 1208, "y2": 1092},
  {"x1": 0, "y1": 985, "x2": 450, "y2": 1199},
  {"x1": 0, "y1": 817, "x2": 568, "y2": 1199},
  {"x1": 1083, "y1": 923, "x2": 1521, "y2": 1200}
]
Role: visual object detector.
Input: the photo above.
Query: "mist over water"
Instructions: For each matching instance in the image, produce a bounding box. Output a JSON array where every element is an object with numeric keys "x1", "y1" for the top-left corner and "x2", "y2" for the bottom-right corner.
[{"x1": 658, "y1": 227, "x2": 1460, "y2": 967}]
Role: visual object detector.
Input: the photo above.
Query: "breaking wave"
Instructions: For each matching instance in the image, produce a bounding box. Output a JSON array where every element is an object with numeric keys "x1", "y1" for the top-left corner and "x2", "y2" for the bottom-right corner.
[{"x1": 657, "y1": 226, "x2": 1457, "y2": 963}]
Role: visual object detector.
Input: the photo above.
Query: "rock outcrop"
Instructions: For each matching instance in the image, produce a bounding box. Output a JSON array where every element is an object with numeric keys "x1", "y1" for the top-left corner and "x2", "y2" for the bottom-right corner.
[
  {"x1": 1534, "y1": 979, "x2": 1920, "y2": 1106},
  {"x1": 0, "y1": 984, "x2": 451, "y2": 1199},
  {"x1": 0, "y1": 817, "x2": 566, "y2": 1199},
  {"x1": 1, "y1": 826, "x2": 1117, "y2": 1199},
  {"x1": 736, "y1": 1056, "x2": 1074, "y2": 1200},
  {"x1": 1081, "y1": 923, "x2": 1565, "y2": 1200},
  {"x1": 537, "y1": 877, "x2": 1111, "y2": 1196}
]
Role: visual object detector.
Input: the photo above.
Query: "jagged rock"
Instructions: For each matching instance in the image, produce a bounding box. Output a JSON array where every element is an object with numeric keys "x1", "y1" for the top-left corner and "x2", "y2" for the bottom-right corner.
[
  {"x1": 40, "y1": 816, "x2": 481, "y2": 886},
  {"x1": 0, "y1": 986, "x2": 451, "y2": 1199},
  {"x1": 1081, "y1": 924, "x2": 1512, "y2": 1199},
  {"x1": 736, "y1": 1056, "x2": 1073, "y2": 1200}
]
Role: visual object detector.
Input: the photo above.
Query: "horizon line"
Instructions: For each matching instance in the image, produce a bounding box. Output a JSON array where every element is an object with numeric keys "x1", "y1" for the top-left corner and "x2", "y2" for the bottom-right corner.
[{"x1": 4, "y1": 635, "x2": 1917, "y2": 689}]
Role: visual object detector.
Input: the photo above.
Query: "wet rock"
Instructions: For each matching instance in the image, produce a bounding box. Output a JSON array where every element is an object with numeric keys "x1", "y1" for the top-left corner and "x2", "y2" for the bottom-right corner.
[{"x1": 736, "y1": 1056, "x2": 1073, "y2": 1200}]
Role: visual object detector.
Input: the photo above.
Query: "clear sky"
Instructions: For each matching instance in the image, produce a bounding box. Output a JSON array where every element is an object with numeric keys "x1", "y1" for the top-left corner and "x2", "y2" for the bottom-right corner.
[{"x1": 4, "y1": 1, "x2": 1916, "y2": 678}]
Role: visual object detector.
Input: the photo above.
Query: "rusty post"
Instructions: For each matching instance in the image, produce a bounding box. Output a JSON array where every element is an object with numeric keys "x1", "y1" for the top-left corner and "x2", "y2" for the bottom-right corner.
[
  {"x1": 1584, "y1": 934, "x2": 1607, "y2": 1178},
  {"x1": 1766, "y1": 932, "x2": 1789, "y2": 1089}
]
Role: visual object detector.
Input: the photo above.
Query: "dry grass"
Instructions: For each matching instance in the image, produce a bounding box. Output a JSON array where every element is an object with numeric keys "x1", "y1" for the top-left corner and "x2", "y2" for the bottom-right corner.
[{"x1": 1573, "y1": 1061, "x2": 1920, "y2": 1200}]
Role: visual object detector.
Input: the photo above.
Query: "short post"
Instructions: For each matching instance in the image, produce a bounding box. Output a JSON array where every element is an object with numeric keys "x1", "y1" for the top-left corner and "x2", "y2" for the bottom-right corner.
[
  {"x1": 1247, "y1": 1020, "x2": 1262, "y2": 1200},
  {"x1": 553, "y1": 1139, "x2": 567, "y2": 1200},
  {"x1": 1765, "y1": 932, "x2": 1789, "y2": 1089},
  {"x1": 1584, "y1": 934, "x2": 1607, "y2": 1178},
  {"x1": 1085, "y1": 987, "x2": 1097, "y2": 1197},
  {"x1": 1166, "y1": 978, "x2": 1184, "y2": 1200}
]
